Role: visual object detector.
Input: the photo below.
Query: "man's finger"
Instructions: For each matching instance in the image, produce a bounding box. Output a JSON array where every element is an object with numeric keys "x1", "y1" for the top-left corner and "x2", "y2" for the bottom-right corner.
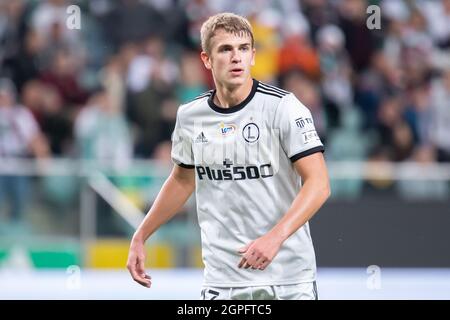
[
  {"x1": 130, "y1": 268, "x2": 151, "y2": 287},
  {"x1": 128, "y1": 261, "x2": 141, "y2": 280},
  {"x1": 259, "y1": 259, "x2": 270, "y2": 270},
  {"x1": 133, "y1": 277, "x2": 151, "y2": 287},
  {"x1": 238, "y1": 257, "x2": 247, "y2": 268},
  {"x1": 136, "y1": 256, "x2": 146, "y2": 274},
  {"x1": 251, "y1": 256, "x2": 264, "y2": 270},
  {"x1": 130, "y1": 257, "x2": 151, "y2": 287},
  {"x1": 245, "y1": 252, "x2": 259, "y2": 269}
]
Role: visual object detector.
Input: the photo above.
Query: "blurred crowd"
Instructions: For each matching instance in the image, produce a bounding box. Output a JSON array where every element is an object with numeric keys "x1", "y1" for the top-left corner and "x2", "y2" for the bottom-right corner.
[
  {"x1": 1, "y1": 0, "x2": 449, "y2": 166},
  {"x1": 1, "y1": 0, "x2": 450, "y2": 232}
]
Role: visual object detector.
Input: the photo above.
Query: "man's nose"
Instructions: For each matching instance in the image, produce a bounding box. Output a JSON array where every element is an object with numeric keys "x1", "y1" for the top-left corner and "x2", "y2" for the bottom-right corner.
[{"x1": 231, "y1": 49, "x2": 241, "y2": 62}]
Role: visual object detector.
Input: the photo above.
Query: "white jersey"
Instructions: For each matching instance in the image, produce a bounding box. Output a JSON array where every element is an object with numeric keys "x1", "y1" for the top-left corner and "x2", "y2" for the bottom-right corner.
[{"x1": 171, "y1": 79, "x2": 324, "y2": 287}]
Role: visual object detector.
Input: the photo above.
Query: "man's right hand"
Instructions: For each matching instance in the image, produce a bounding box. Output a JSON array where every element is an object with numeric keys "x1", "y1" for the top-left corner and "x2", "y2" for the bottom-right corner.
[
  {"x1": 127, "y1": 238, "x2": 152, "y2": 288},
  {"x1": 125, "y1": 165, "x2": 195, "y2": 288}
]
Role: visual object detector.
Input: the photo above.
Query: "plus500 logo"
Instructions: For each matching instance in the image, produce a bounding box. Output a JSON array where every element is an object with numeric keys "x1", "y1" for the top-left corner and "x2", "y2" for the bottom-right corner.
[{"x1": 196, "y1": 164, "x2": 274, "y2": 180}]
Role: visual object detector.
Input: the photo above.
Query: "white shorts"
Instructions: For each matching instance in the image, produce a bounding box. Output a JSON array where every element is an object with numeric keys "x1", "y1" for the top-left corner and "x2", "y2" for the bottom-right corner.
[{"x1": 201, "y1": 281, "x2": 318, "y2": 300}]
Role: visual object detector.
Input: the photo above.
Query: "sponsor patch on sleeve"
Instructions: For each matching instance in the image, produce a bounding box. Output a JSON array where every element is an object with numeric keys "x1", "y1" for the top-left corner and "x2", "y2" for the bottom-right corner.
[{"x1": 302, "y1": 130, "x2": 320, "y2": 144}]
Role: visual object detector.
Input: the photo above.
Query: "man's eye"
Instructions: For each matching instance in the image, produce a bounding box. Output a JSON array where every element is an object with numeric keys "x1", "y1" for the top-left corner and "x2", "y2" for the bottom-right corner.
[{"x1": 241, "y1": 47, "x2": 249, "y2": 51}]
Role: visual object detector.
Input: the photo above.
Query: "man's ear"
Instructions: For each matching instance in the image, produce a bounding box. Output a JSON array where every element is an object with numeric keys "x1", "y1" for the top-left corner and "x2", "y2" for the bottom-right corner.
[
  {"x1": 251, "y1": 47, "x2": 256, "y2": 66},
  {"x1": 200, "y1": 51, "x2": 212, "y2": 70}
]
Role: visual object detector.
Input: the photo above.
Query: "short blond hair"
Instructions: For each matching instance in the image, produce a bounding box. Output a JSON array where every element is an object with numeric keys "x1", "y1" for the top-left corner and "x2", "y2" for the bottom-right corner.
[{"x1": 200, "y1": 13, "x2": 254, "y2": 54}]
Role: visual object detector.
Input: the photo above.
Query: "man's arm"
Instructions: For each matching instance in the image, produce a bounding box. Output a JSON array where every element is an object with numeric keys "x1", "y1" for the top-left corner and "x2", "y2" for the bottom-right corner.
[
  {"x1": 127, "y1": 165, "x2": 195, "y2": 287},
  {"x1": 238, "y1": 152, "x2": 330, "y2": 270}
]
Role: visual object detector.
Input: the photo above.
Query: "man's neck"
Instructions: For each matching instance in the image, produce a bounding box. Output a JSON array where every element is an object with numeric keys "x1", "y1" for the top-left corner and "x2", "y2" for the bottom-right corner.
[{"x1": 213, "y1": 78, "x2": 253, "y2": 108}]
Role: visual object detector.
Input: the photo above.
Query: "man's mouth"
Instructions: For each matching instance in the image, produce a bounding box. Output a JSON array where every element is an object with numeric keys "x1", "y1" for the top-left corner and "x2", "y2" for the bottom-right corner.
[{"x1": 230, "y1": 68, "x2": 244, "y2": 75}]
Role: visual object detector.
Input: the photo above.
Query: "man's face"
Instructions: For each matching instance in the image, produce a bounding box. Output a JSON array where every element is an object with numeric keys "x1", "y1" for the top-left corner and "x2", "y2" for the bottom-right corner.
[{"x1": 201, "y1": 29, "x2": 255, "y2": 88}]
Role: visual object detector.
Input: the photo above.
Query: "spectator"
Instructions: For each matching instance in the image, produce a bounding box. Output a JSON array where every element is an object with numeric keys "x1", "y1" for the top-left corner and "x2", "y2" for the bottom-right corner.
[
  {"x1": 397, "y1": 146, "x2": 449, "y2": 200},
  {"x1": 316, "y1": 24, "x2": 353, "y2": 128},
  {"x1": 338, "y1": 0, "x2": 378, "y2": 73},
  {"x1": 40, "y1": 48, "x2": 88, "y2": 107},
  {"x1": 0, "y1": 78, "x2": 49, "y2": 231},
  {"x1": 430, "y1": 69, "x2": 450, "y2": 162},
  {"x1": 75, "y1": 88, "x2": 132, "y2": 169},
  {"x1": 278, "y1": 12, "x2": 320, "y2": 80}
]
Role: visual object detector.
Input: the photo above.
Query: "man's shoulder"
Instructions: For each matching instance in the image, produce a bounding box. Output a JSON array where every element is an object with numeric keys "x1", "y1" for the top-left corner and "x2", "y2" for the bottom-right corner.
[
  {"x1": 255, "y1": 81, "x2": 291, "y2": 101},
  {"x1": 177, "y1": 90, "x2": 214, "y2": 117},
  {"x1": 183, "y1": 90, "x2": 214, "y2": 107},
  {"x1": 254, "y1": 81, "x2": 294, "y2": 117}
]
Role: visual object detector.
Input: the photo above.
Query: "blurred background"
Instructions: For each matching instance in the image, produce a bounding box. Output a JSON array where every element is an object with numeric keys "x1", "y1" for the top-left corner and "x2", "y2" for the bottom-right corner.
[{"x1": 0, "y1": 0, "x2": 449, "y2": 299}]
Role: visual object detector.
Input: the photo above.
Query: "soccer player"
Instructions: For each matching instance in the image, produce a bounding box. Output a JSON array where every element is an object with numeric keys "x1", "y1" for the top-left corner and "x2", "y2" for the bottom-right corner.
[{"x1": 127, "y1": 12, "x2": 330, "y2": 300}]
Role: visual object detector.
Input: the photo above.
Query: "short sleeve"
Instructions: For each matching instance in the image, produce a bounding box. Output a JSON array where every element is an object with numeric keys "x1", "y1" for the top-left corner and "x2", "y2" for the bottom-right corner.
[
  {"x1": 274, "y1": 94, "x2": 324, "y2": 162},
  {"x1": 171, "y1": 110, "x2": 195, "y2": 168}
]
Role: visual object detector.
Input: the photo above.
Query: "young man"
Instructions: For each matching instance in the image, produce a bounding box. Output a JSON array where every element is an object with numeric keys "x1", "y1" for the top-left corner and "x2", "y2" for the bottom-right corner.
[{"x1": 127, "y1": 13, "x2": 330, "y2": 300}]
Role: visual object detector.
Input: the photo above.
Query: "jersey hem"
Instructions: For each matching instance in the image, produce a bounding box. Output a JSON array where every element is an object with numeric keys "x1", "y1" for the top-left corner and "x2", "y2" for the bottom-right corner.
[{"x1": 202, "y1": 277, "x2": 316, "y2": 288}]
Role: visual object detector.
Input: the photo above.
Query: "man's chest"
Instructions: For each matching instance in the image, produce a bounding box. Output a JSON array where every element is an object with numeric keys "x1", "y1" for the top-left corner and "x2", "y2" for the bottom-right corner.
[{"x1": 187, "y1": 114, "x2": 281, "y2": 167}]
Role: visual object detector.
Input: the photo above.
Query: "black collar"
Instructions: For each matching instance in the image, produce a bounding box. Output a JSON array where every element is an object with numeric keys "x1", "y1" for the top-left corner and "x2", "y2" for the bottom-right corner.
[{"x1": 207, "y1": 79, "x2": 258, "y2": 114}]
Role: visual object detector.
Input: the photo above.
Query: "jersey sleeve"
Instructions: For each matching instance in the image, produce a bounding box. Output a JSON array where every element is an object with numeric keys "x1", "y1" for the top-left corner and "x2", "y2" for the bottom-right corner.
[
  {"x1": 274, "y1": 93, "x2": 324, "y2": 162},
  {"x1": 171, "y1": 109, "x2": 195, "y2": 168}
]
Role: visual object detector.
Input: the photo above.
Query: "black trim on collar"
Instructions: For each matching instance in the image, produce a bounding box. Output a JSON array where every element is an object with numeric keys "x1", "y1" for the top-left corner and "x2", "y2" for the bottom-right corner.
[{"x1": 207, "y1": 79, "x2": 258, "y2": 114}]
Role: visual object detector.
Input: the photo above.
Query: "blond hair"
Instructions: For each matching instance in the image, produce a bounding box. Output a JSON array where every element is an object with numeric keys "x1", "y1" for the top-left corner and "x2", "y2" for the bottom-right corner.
[{"x1": 200, "y1": 13, "x2": 254, "y2": 54}]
